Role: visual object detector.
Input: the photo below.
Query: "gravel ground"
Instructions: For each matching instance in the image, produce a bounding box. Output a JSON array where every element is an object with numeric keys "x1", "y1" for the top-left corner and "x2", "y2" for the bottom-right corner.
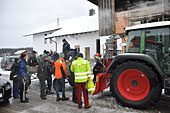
[
  {"x1": 0, "y1": 73, "x2": 170, "y2": 113},
  {"x1": 0, "y1": 60, "x2": 170, "y2": 113}
]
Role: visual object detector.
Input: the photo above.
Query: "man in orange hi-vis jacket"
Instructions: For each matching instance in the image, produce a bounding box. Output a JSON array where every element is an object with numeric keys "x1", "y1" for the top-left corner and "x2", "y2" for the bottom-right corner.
[{"x1": 54, "y1": 53, "x2": 69, "y2": 101}]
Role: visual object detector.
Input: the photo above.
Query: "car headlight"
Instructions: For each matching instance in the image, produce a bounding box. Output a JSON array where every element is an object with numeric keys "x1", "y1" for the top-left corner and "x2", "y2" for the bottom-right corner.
[{"x1": 5, "y1": 83, "x2": 11, "y2": 90}]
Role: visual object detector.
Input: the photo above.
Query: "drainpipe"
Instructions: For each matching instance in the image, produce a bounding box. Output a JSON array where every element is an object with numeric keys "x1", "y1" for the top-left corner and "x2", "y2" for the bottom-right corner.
[{"x1": 50, "y1": 38, "x2": 57, "y2": 52}]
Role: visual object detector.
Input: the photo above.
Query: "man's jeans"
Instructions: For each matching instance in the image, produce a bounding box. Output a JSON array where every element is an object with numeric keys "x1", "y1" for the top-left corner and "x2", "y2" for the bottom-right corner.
[{"x1": 56, "y1": 78, "x2": 65, "y2": 98}]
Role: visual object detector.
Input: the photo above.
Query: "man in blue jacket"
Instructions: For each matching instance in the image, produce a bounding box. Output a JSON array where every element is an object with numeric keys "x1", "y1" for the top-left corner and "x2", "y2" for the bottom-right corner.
[{"x1": 19, "y1": 53, "x2": 29, "y2": 103}]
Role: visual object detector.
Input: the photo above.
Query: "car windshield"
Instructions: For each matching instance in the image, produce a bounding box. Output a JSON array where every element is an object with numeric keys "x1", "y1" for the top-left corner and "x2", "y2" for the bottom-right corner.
[{"x1": 9, "y1": 58, "x2": 15, "y2": 62}]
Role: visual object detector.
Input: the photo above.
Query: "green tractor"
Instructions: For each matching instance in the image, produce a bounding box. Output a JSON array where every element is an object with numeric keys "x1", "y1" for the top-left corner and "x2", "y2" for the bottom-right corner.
[{"x1": 94, "y1": 21, "x2": 170, "y2": 109}]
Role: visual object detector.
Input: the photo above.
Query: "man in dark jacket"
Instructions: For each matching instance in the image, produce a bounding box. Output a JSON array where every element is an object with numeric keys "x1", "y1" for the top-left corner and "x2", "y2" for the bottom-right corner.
[
  {"x1": 37, "y1": 55, "x2": 51, "y2": 100},
  {"x1": 10, "y1": 58, "x2": 20, "y2": 99},
  {"x1": 27, "y1": 51, "x2": 38, "y2": 66},
  {"x1": 19, "y1": 53, "x2": 29, "y2": 103},
  {"x1": 46, "y1": 57, "x2": 54, "y2": 95},
  {"x1": 62, "y1": 39, "x2": 70, "y2": 58},
  {"x1": 93, "y1": 62, "x2": 102, "y2": 84}
]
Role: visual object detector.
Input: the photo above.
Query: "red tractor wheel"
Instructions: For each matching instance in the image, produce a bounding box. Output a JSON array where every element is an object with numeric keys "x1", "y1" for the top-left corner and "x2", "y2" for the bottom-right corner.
[
  {"x1": 110, "y1": 61, "x2": 161, "y2": 109},
  {"x1": 117, "y1": 69, "x2": 150, "y2": 101}
]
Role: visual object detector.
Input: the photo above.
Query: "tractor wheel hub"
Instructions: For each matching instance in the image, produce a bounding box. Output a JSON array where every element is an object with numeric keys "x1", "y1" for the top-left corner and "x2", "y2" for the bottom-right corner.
[{"x1": 131, "y1": 80, "x2": 138, "y2": 87}]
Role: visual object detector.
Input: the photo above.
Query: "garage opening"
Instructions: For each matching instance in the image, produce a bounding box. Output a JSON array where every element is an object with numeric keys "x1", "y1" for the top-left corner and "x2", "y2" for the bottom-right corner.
[{"x1": 96, "y1": 39, "x2": 100, "y2": 54}]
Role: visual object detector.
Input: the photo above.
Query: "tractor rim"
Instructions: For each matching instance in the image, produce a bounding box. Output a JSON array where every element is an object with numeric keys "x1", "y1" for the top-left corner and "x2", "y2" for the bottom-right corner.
[{"x1": 117, "y1": 69, "x2": 150, "y2": 101}]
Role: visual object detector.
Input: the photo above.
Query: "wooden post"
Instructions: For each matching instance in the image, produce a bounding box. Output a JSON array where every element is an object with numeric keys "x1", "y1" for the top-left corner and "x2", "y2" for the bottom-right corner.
[{"x1": 112, "y1": 0, "x2": 115, "y2": 35}]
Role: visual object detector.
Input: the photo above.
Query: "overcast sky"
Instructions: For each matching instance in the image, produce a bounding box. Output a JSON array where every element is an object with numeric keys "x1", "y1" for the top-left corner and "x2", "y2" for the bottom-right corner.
[{"x1": 0, "y1": 0, "x2": 97, "y2": 48}]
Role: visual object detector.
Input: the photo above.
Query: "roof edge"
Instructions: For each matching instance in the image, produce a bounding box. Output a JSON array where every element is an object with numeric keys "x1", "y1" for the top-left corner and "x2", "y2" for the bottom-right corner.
[
  {"x1": 125, "y1": 21, "x2": 170, "y2": 31},
  {"x1": 46, "y1": 30, "x2": 99, "y2": 38},
  {"x1": 23, "y1": 28, "x2": 61, "y2": 37}
]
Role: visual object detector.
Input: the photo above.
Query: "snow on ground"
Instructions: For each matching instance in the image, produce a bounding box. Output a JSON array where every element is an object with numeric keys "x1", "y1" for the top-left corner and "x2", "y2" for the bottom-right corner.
[
  {"x1": 0, "y1": 68, "x2": 39, "y2": 81},
  {"x1": 0, "y1": 68, "x2": 10, "y2": 76}
]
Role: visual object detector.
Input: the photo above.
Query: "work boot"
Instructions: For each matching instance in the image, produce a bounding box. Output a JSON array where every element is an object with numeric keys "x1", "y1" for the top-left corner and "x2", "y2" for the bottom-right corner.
[
  {"x1": 85, "y1": 104, "x2": 91, "y2": 109},
  {"x1": 73, "y1": 100, "x2": 78, "y2": 104},
  {"x1": 20, "y1": 99, "x2": 29, "y2": 103},
  {"x1": 56, "y1": 97, "x2": 62, "y2": 101},
  {"x1": 25, "y1": 98, "x2": 29, "y2": 101},
  {"x1": 78, "y1": 106, "x2": 82, "y2": 109},
  {"x1": 41, "y1": 96, "x2": 47, "y2": 100},
  {"x1": 78, "y1": 102, "x2": 83, "y2": 109},
  {"x1": 14, "y1": 97, "x2": 20, "y2": 99},
  {"x1": 61, "y1": 97, "x2": 69, "y2": 101},
  {"x1": 50, "y1": 92, "x2": 54, "y2": 94}
]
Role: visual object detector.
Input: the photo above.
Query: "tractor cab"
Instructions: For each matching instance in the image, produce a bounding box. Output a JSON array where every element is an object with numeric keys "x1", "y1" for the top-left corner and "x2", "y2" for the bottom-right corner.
[{"x1": 126, "y1": 22, "x2": 170, "y2": 74}]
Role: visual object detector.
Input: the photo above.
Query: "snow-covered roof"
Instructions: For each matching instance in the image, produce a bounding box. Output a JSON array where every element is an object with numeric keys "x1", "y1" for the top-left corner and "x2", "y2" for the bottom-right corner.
[
  {"x1": 24, "y1": 22, "x2": 61, "y2": 36},
  {"x1": 46, "y1": 14, "x2": 99, "y2": 38},
  {"x1": 14, "y1": 50, "x2": 26, "y2": 55},
  {"x1": 125, "y1": 21, "x2": 170, "y2": 31}
]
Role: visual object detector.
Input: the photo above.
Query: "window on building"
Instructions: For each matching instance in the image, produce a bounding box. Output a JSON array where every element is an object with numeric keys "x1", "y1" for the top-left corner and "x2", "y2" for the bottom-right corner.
[
  {"x1": 75, "y1": 45, "x2": 80, "y2": 52},
  {"x1": 44, "y1": 38, "x2": 47, "y2": 44},
  {"x1": 85, "y1": 47, "x2": 90, "y2": 60},
  {"x1": 44, "y1": 34, "x2": 48, "y2": 44},
  {"x1": 49, "y1": 38, "x2": 52, "y2": 44}
]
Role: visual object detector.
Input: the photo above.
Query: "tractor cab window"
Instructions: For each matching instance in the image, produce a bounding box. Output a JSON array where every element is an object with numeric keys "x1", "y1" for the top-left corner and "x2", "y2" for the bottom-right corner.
[
  {"x1": 145, "y1": 27, "x2": 170, "y2": 72},
  {"x1": 126, "y1": 30, "x2": 141, "y2": 53}
]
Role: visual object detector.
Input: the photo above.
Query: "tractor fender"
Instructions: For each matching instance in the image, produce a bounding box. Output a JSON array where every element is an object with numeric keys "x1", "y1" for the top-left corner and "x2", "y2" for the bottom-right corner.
[{"x1": 107, "y1": 53, "x2": 164, "y2": 79}]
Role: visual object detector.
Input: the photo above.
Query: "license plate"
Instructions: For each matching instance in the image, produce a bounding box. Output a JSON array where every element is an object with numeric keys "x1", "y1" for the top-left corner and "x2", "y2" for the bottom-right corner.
[{"x1": 0, "y1": 93, "x2": 2, "y2": 98}]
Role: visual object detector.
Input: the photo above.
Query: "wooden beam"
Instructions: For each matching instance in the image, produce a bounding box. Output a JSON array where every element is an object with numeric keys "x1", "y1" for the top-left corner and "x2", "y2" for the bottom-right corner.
[{"x1": 112, "y1": 0, "x2": 115, "y2": 34}]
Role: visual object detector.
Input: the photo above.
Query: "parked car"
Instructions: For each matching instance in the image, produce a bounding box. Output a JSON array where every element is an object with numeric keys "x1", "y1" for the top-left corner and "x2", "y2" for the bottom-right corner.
[
  {"x1": 1, "y1": 56, "x2": 18, "y2": 71},
  {"x1": 0, "y1": 75, "x2": 11, "y2": 102}
]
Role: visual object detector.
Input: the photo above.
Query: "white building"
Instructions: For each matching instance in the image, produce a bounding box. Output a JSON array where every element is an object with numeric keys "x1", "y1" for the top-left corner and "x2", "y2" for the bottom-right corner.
[{"x1": 25, "y1": 14, "x2": 100, "y2": 59}]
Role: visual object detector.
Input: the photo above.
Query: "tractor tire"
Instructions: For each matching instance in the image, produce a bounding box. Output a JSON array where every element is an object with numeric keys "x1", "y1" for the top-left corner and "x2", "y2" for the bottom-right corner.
[
  {"x1": 110, "y1": 61, "x2": 161, "y2": 109},
  {"x1": 68, "y1": 72, "x2": 74, "y2": 87},
  {"x1": 53, "y1": 79, "x2": 62, "y2": 92}
]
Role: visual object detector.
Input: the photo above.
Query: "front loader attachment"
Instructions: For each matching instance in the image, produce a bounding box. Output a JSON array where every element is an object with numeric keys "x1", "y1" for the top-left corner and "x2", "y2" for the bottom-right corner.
[{"x1": 93, "y1": 72, "x2": 110, "y2": 95}]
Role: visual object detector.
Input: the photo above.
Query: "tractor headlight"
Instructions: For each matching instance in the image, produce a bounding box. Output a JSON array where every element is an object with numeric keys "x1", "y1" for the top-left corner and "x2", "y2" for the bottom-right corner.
[{"x1": 5, "y1": 83, "x2": 11, "y2": 90}]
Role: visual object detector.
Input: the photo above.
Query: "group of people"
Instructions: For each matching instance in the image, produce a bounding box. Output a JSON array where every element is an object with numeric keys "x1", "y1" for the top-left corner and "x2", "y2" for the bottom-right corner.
[{"x1": 10, "y1": 39, "x2": 93, "y2": 109}]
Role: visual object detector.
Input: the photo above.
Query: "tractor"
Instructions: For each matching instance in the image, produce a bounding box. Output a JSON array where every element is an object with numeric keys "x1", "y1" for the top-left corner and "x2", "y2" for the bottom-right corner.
[{"x1": 93, "y1": 21, "x2": 170, "y2": 109}]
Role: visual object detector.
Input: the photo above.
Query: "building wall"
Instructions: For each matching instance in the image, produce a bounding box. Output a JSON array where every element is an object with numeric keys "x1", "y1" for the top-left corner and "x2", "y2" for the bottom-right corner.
[
  {"x1": 98, "y1": 0, "x2": 113, "y2": 36},
  {"x1": 115, "y1": 11, "x2": 129, "y2": 34},
  {"x1": 55, "y1": 31, "x2": 99, "y2": 59},
  {"x1": 33, "y1": 31, "x2": 56, "y2": 54}
]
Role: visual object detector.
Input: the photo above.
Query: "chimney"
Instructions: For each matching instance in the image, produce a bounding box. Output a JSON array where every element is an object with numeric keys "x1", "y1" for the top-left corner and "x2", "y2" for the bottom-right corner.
[{"x1": 89, "y1": 9, "x2": 95, "y2": 16}]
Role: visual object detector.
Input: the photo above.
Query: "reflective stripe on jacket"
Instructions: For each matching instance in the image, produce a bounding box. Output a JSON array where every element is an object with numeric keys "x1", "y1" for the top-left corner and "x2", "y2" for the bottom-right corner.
[
  {"x1": 70, "y1": 57, "x2": 91, "y2": 83},
  {"x1": 54, "y1": 58, "x2": 67, "y2": 79}
]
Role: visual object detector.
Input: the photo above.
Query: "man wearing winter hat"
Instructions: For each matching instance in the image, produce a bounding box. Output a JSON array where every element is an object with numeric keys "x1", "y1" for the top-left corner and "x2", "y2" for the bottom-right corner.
[
  {"x1": 19, "y1": 53, "x2": 29, "y2": 103},
  {"x1": 70, "y1": 53, "x2": 92, "y2": 109},
  {"x1": 46, "y1": 56, "x2": 54, "y2": 95},
  {"x1": 54, "y1": 53, "x2": 69, "y2": 101}
]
